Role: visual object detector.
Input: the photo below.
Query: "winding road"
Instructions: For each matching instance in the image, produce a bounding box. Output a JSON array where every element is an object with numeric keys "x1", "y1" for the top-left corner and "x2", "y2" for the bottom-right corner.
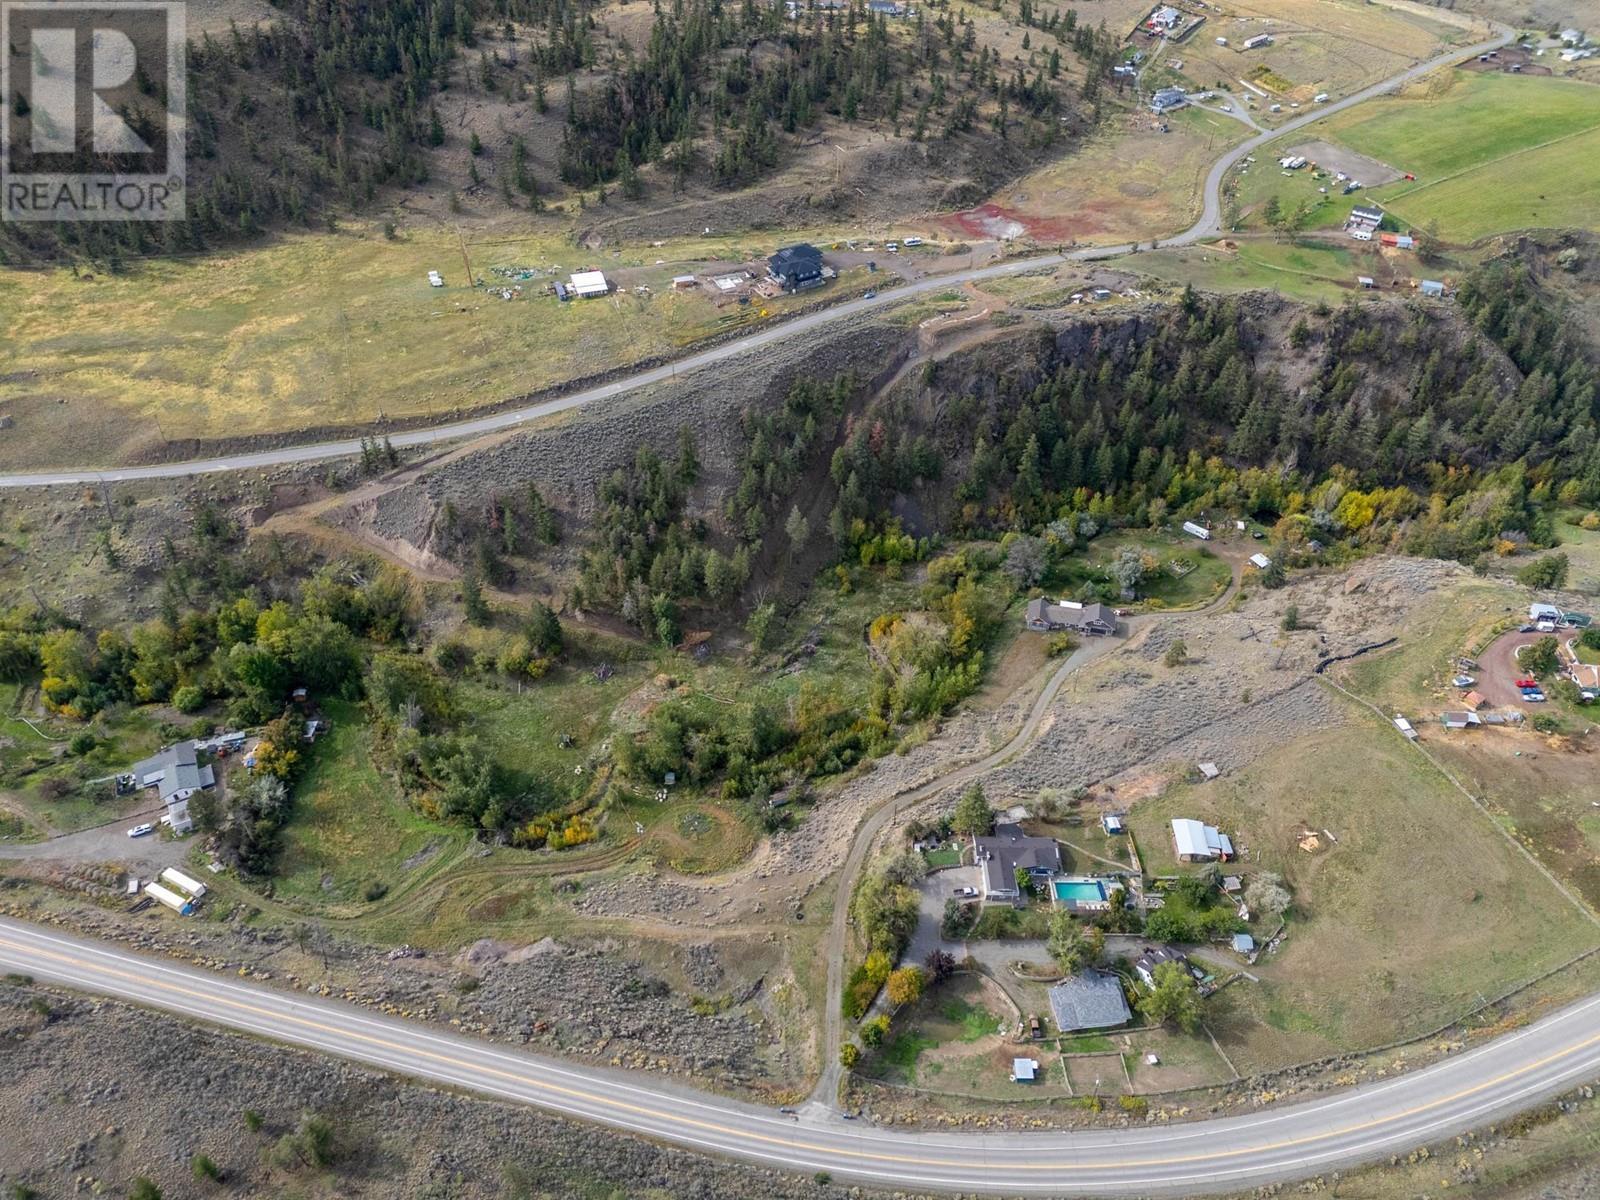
[
  {"x1": 0, "y1": 22, "x2": 1510, "y2": 491},
  {"x1": 7, "y1": 18, "x2": 1577, "y2": 1199},
  {"x1": 3, "y1": 916, "x2": 1598, "y2": 1196}
]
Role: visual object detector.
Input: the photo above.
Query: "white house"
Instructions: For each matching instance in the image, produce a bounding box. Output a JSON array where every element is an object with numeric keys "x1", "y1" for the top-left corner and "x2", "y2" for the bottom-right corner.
[
  {"x1": 1529, "y1": 602, "x2": 1563, "y2": 623},
  {"x1": 568, "y1": 271, "x2": 611, "y2": 298}
]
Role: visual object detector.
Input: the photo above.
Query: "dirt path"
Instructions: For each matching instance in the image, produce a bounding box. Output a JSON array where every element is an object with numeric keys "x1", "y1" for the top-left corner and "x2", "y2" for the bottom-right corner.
[{"x1": 808, "y1": 559, "x2": 1245, "y2": 1106}]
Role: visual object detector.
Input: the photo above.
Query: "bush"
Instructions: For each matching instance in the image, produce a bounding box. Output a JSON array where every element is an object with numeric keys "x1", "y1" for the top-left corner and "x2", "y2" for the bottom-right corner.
[
  {"x1": 1515, "y1": 553, "x2": 1568, "y2": 590},
  {"x1": 172, "y1": 684, "x2": 206, "y2": 713},
  {"x1": 838, "y1": 1043, "x2": 860, "y2": 1068},
  {"x1": 1163, "y1": 639, "x2": 1187, "y2": 667},
  {"x1": 67, "y1": 730, "x2": 96, "y2": 756},
  {"x1": 1045, "y1": 632, "x2": 1079, "y2": 657},
  {"x1": 128, "y1": 1181, "x2": 162, "y2": 1200},
  {"x1": 860, "y1": 1015, "x2": 890, "y2": 1047},
  {"x1": 191, "y1": 1153, "x2": 222, "y2": 1182}
]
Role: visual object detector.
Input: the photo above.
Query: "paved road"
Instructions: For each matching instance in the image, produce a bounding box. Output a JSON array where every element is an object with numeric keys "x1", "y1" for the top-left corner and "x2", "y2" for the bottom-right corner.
[
  {"x1": 0, "y1": 24, "x2": 1509, "y2": 490},
  {"x1": 2, "y1": 917, "x2": 1597, "y2": 1197}
]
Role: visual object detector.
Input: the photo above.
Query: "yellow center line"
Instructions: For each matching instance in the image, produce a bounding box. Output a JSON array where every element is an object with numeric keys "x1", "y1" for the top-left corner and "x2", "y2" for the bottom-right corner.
[{"x1": 6, "y1": 934, "x2": 1600, "y2": 1174}]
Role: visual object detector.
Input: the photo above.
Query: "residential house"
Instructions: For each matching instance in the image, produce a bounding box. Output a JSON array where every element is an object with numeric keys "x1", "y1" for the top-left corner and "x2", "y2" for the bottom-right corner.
[
  {"x1": 1146, "y1": 5, "x2": 1183, "y2": 32},
  {"x1": 1171, "y1": 817, "x2": 1233, "y2": 862},
  {"x1": 1150, "y1": 87, "x2": 1188, "y2": 114},
  {"x1": 128, "y1": 741, "x2": 217, "y2": 835},
  {"x1": 1025, "y1": 598, "x2": 1118, "y2": 637},
  {"x1": 866, "y1": 0, "x2": 905, "y2": 14},
  {"x1": 974, "y1": 823, "x2": 1063, "y2": 899},
  {"x1": 1559, "y1": 28, "x2": 1584, "y2": 44},
  {"x1": 767, "y1": 244, "x2": 826, "y2": 291},
  {"x1": 1133, "y1": 946, "x2": 1189, "y2": 989},
  {"x1": 1529, "y1": 602, "x2": 1563, "y2": 623},
  {"x1": 1047, "y1": 970, "x2": 1133, "y2": 1031}
]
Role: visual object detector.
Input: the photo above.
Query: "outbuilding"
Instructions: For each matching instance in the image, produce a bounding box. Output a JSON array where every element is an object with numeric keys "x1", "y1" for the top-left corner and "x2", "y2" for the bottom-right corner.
[
  {"x1": 1171, "y1": 818, "x2": 1233, "y2": 861},
  {"x1": 1420, "y1": 279, "x2": 1445, "y2": 298},
  {"x1": 569, "y1": 271, "x2": 610, "y2": 298},
  {"x1": 1248, "y1": 553, "x2": 1272, "y2": 570},
  {"x1": 1182, "y1": 520, "x2": 1211, "y2": 540}
]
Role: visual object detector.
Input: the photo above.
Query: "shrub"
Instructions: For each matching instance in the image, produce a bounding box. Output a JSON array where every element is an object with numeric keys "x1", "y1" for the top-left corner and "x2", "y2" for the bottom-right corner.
[
  {"x1": 191, "y1": 1153, "x2": 222, "y2": 1182},
  {"x1": 1163, "y1": 639, "x2": 1187, "y2": 667},
  {"x1": 172, "y1": 684, "x2": 206, "y2": 713},
  {"x1": 128, "y1": 1181, "x2": 162, "y2": 1200},
  {"x1": 67, "y1": 730, "x2": 96, "y2": 756},
  {"x1": 1515, "y1": 553, "x2": 1568, "y2": 590},
  {"x1": 860, "y1": 1015, "x2": 890, "y2": 1047},
  {"x1": 1045, "y1": 632, "x2": 1079, "y2": 657},
  {"x1": 838, "y1": 1043, "x2": 860, "y2": 1068}
]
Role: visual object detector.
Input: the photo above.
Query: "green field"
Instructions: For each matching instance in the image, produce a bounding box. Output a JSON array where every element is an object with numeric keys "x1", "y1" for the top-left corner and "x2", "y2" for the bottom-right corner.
[{"x1": 1132, "y1": 240, "x2": 1364, "y2": 303}]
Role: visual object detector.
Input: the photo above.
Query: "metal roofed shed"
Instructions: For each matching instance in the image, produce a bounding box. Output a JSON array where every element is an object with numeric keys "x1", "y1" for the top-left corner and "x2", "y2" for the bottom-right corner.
[
  {"x1": 1420, "y1": 279, "x2": 1445, "y2": 298},
  {"x1": 1011, "y1": 1057, "x2": 1039, "y2": 1082},
  {"x1": 568, "y1": 271, "x2": 611, "y2": 298},
  {"x1": 1232, "y1": 933, "x2": 1256, "y2": 955},
  {"x1": 1197, "y1": 762, "x2": 1220, "y2": 780},
  {"x1": 1047, "y1": 970, "x2": 1132, "y2": 1031},
  {"x1": 1248, "y1": 553, "x2": 1272, "y2": 570},
  {"x1": 1171, "y1": 817, "x2": 1232, "y2": 861}
]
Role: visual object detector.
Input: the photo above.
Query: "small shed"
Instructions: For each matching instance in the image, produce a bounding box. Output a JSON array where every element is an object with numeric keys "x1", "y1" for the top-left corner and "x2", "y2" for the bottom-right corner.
[
  {"x1": 1420, "y1": 279, "x2": 1445, "y2": 298},
  {"x1": 1357, "y1": 276, "x2": 1375, "y2": 289},
  {"x1": 1232, "y1": 933, "x2": 1256, "y2": 955},
  {"x1": 671, "y1": 275, "x2": 697, "y2": 290},
  {"x1": 1101, "y1": 813, "x2": 1126, "y2": 835},
  {"x1": 1012, "y1": 1057, "x2": 1039, "y2": 1083},
  {"x1": 1198, "y1": 762, "x2": 1220, "y2": 780},
  {"x1": 1393, "y1": 715, "x2": 1417, "y2": 740},
  {"x1": 1248, "y1": 553, "x2": 1271, "y2": 570},
  {"x1": 1463, "y1": 690, "x2": 1487, "y2": 710}
]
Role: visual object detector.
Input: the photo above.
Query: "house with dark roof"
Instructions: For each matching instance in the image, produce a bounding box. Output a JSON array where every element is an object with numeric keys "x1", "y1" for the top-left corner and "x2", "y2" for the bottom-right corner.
[
  {"x1": 767, "y1": 244, "x2": 825, "y2": 291},
  {"x1": 974, "y1": 823, "x2": 1062, "y2": 899},
  {"x1": 1048, "y1": 970, "x2": 1132, "y2": 1031},
  {"x1": 1133, "y1": 946, "x2": 1190, "y2": 989},
  {"x1": 1025, "y1": 598, "x2": 1117, "y2": 637}
]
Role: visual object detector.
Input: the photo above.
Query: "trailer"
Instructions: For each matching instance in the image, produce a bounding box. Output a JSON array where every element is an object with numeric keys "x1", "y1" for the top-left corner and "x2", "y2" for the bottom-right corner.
[
  {"x1": 1182, "y1": 521, "x2": 1212, "y2": 540},
  {"x1": 144, "y1": 881, "x2": 195, "y2": 915},
  {"x1": 160, "y1": 866, "x2": 208, "y2": 900}
]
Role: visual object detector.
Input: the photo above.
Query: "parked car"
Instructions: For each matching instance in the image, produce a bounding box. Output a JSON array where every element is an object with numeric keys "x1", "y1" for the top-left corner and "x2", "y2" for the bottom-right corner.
[
  {"x1": 1525, "y1": 693, "x2": 1547, "y2": 703},
  {"x1": 1452, "y1": 675, "x2": 1476, "y2": 688},
  {"x1": 863, "y1": 290, "x2": 876, "y2": 299},
  {"x1": 127, "y1": 823, "x2": 155, "y2": 838},
  {"x1": 1519, "y1": 624, "x2": 1536, "y2": 633},
  {"x1": 953, "y1": 885, "x2": 978, "y2": 898},
  {"x1": 1028, "y1": 1015, "x2": 1043, "y2": 1039},
  {"x1": 903, "y1": 237, "x2": 924, "y2": 246},
  {"x1": 1515, "y1": 678, "x2": 1537, "y2": 688}
]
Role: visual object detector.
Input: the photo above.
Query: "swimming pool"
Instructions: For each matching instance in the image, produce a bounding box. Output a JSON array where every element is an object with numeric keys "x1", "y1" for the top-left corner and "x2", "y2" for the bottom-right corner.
[{"x1": 1053, "y1": 878, "x2": 1109, "y2": 904}]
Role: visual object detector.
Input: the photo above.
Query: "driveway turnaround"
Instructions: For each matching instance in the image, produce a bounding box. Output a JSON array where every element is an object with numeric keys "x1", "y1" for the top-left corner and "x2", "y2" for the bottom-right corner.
[
  {"x1": 0, "y1": 27, "x2": 1509, "y2": 490},
  {"x1": 3, "y1": 916, "x2": 1597, "y2": 1196}
]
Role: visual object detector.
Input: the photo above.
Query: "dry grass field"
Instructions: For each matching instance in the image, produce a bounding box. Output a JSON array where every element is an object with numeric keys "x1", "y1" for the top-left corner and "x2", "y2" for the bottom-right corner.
[
  {"x1": 0, "y1": 221, "x2": 872, "y2": 468},
  {"x1": 1130, "y1": 703, "x2": 1600, "y2": 1076}
]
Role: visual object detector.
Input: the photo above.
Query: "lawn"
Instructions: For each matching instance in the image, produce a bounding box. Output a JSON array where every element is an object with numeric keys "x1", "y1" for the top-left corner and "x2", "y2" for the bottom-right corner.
[
  {"x1": 1128, "y1": 706, "x2": 1600, "y2": 1076},
  {"x1": 1131, "y1": 240, "x2": 1364, "y2": 305},
  {"x1": 1039, "y1": 530, "x2": 1232, "y2": 611},
  {"x1": 271, "y1": 700, "x2": 467, "y2": 913}
]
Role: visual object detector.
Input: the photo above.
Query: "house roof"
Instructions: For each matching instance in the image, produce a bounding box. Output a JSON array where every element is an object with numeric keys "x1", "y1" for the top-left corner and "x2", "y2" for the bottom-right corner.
[
  {"x1": 1048, "y1": 970, "x2": 1132, "y2": 1031},
  {"x1": 569, "y1": 270, "x2": 609, "y2": 295},
  {"x1": 1026, "y1": 598, "x2": 1116, "y2": 630},
  {"x1": 1171, "y1": 818, "x2": 1232, "y2": 858},
  {"x1": 975, "y1": 825, "x2": 1062, "y2": 893},
  {"x1": 130, "y1": 741, "x2": 216, "y2": 805},
  {"x1": 769, "y1": 244, "x2": 823, "y2": 275},
  {"x1": 1134, "y1": 946, "x2": 1188, "y2": 980}
]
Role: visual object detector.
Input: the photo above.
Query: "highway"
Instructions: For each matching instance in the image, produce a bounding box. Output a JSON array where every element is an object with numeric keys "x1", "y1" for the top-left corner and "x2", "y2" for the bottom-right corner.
[
  {"x1": 0, "y1": 24, "x2": 1510, "y2": 490},
  {"x1": 2, "y1": 917, "x2": 1597, "y2": 1195}
]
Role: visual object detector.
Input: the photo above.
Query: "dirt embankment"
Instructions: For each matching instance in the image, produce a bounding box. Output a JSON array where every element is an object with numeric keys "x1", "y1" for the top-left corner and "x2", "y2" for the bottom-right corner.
[{"x1": 0, "y1": 983, "x2": 883, "y2": 1200}]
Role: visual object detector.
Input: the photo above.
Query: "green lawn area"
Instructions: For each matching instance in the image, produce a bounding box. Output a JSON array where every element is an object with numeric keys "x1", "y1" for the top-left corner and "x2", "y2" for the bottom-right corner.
[
  {"x1": 1066, "y1": 531, "x2": 1232, "y2": 611},
  {"x1": 1327, "y1": 72, "x2": 1600, "y2": 182},
  {"x1": 1133, "y1": 240, "x2": 1361, "y2": 304},
  {"x1": 924, "y1": 845, "x2": 962, "y2": 869},
  {"x1": 940, "y1": 995, "x2": 1004, "y2": 1042},
  {"x1": 272, "y1": 700, "x2": 466, "y2": 911}
]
